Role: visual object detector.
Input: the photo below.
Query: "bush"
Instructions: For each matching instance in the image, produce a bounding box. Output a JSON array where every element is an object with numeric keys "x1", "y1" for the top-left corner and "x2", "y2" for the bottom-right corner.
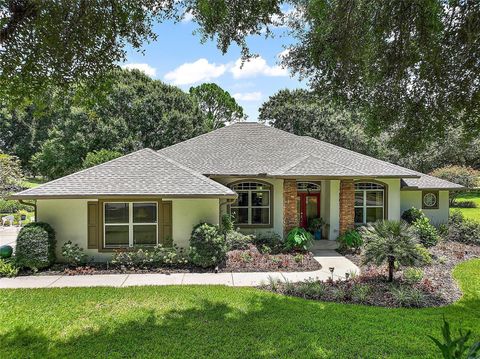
[
  {"x1": 404, "y1": 267, "x2": 424, "y2": 284},
  {"x1": 351, "y1": 284, "x2": 371, "y2": 303},
  {"x1": 111, "y1": 245, "x2": 188, "y2": 268},
  {"x1": 285, "y1": 227, "x2": 313, "y2": 251},
  {"x1": 338, "y1": 229, "x2": 363, "y2": 251},
  {"x1": 415, "y1": 244, "x2": 433, "y2": 266},
  {"x1": 220, "y1": 213, "x2": 234, "y2": 234},
  {"x1": 0, "y1": 199, "x2": 31, "y2": 213},
  {"x1": 401, "y1": 207, "x2": 425, "y2": 224},
  {"x1": 452, "y1": 200, "x2": 477, "y2": 208},
  {"x1": 189, "y1": 223, "x2": 226, "y2": 268},
  {"x1": 15, "y1": 222, "x2": 56, "y2": 270},
  {"x1": 0, "y1": 258, "x2": 19, "y2": 277},
  {"x1": 225, "y1": 230, "x2": 254, "y2": 250},
  {"x1": 389, "y1": 286, "x2": 426, "y2": 307},
  {"x1": 430, "y1": 166, "x2": 479, "y2": 205},
  {"x1": 253, "y1": 231, "x2": 283, "y2": 254},
  {"x1": 447, "y1": 211, "x2": 480, "y2": 245},
  {"x1": 412, "y1": 217, "x2": 440, "y2": 247},
  {"x1": 61, "y1": 241, "x2": 89, "y2": 266}
]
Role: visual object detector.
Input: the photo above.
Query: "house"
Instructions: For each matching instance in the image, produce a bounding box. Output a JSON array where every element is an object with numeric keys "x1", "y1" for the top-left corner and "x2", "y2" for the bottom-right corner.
[{"x1": 11, "y1": 123, "x2": 462, "y2": 261}]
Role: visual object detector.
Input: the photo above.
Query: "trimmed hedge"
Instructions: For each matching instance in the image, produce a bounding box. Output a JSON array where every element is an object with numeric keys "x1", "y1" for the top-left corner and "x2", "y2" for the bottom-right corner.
[
  {"x1": 15, "y1": 222, "x2": 56, "y2": 270},
  {"x1": 189, "y1": 223, "x2": 226, "y2": 268}
]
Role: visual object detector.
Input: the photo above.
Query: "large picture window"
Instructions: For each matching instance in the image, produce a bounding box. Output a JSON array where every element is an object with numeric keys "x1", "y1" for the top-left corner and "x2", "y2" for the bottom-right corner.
[
  {"x1": 230, "y1": 182, "x2": 271, "y2": 226},
  {"x1": 104, "y1": 202, "x2": 158, "y2": 248},
  {"x1": 354, "y1": 182, "x2": 385, "y2": 224}
]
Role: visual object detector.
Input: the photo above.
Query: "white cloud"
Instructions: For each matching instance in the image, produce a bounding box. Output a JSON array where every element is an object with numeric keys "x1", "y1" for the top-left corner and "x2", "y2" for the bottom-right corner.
[
  {"x1": 164, "y1": 58, "x2": 226, "y2": 85},
  {"x1": 230, "y1": 57, "x2": 288, "y2": 79},
  {"x1": 121, "y1": 63, "x2": 157, "y2": 77},
  {"x1": 277, "y1": 48, "x2": 290, "y2": 60},
  {"x1": 181, "y1": 10, "x2": 194, "y2": 22},
  {"x1": 233, "y1": 92, "x2": 262, "y2": 101}
]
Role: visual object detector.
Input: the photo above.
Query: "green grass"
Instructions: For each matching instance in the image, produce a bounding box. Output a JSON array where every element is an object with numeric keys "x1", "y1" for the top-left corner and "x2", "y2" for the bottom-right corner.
[
  {"x1": 20, "y1": 177, "x2": 45, "y2": 189},
  {"x1": 451, "y1": 191, "x2": 480, "y2": 222},
  {"x1": 1, "y1": 259, "x2": 479, "y2": 358}
]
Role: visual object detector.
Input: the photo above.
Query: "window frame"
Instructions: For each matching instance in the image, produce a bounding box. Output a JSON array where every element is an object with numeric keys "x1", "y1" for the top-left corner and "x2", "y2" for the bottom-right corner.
[
  {"x1": 354, "y1": 182, "x2": 386, "y2": 225},
  {"x1": 229, "y1": 181, "x2": 273, "y2": 228},
  {"x1": 422, "y1": 190, "x2": 439, "y2": 210},
  {"x1": 103, "y1": 201, "x2": 159, "y2": 249}
]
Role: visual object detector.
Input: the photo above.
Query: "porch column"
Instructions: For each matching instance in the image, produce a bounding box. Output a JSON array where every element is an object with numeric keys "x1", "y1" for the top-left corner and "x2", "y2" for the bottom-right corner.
[
  {"x1": 339, "y1": 179, "x2": 355, "y2": 234},
  {"x1": 283, "y1": 179, "x2": 297, "y2": 235}
]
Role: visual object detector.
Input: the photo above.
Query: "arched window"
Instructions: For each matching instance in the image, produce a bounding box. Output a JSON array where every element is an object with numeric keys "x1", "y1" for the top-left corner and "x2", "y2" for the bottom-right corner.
[
  {"x1": 354, "y1": 182, "x2": 385, "y2": 224},
  {"x1": 230, "y1": 182, "x2": 272, "y2": 226},
  {"x1": 297, "y1": 182, "x2": 321, "y2": 193}
]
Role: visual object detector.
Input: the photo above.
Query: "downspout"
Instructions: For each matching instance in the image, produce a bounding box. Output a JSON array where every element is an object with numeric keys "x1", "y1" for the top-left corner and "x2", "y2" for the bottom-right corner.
[
  {"x1": 219, "y1": 197, "x2": 236, "y2": 225},
  {"x1": 19, "y1": 200, "x2": 37, "y2": 222}
]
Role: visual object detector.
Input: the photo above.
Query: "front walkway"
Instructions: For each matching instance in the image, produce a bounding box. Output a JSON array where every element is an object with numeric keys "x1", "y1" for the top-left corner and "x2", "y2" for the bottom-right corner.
[
  {"x1": 0, "y1": 240, "x2": 359, "y2": 289},
  {"x1": 0, "y1": 226, "x2": 19, "y2": 248}
]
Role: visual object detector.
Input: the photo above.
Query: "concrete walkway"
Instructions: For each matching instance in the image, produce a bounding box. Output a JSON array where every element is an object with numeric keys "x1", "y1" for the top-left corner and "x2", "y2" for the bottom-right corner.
[
  {"x1": 0, "y1": 250, "x2": 359, "y2": 289},
  {"x1": 0, "y1": 226, "x2": 19, "y2": 248}
]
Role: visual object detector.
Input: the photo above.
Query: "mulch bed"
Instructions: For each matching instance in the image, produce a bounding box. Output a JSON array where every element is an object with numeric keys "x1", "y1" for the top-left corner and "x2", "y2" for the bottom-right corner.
[{"x1": 263, "y1": 240, "x2": 479, "y2": 308}]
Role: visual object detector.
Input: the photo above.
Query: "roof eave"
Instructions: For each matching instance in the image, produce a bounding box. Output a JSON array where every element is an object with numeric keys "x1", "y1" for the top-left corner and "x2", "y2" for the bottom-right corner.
[{"x1": 8, "y1": 193, "x2": 238, "y2": 200}]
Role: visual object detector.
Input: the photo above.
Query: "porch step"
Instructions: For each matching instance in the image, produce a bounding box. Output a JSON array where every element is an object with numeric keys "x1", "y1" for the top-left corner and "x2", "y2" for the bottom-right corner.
[{"x1": 311, "y1": 240, "x2": 339, "y2": 251}]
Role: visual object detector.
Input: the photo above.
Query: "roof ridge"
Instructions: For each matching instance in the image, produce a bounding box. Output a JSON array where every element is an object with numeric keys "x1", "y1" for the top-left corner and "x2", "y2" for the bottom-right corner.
[
  {"x1": 308, "y1": 154, "x2": 368, "y2": 176},
  {"x1": 14, "y1": 148, "x2": 153, "y2": 196},
  {"x1": 271, "y1": 154, "x2": 311, "y2": 174},
  {"x1": 150, "y1": 150, "x2": 234, "y2": 195}
]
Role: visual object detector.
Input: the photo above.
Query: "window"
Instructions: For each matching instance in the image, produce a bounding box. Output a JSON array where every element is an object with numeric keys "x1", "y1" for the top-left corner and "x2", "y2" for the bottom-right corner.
[
  {"x1": 297, "y1": 182, "x2": 321, "y2": 193},
  {"x1": 230, "y1": 182, "x2": 271, "y2": 226},
  {"x1": 104, "y1": 202, "x2": 158, "y2": 248},
  {"x1": 354, "y1": 182, "x2": 385, "y2": 224},
  {"x1": 422, "y1": 191, "x2": 439, "y2": 209}
]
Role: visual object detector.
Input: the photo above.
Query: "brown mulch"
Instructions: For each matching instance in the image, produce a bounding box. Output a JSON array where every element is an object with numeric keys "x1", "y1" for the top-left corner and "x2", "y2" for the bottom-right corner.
[
  {"x1": 224, "y1": 245, "x2": 321, "y2": 272},
  {"x1": 343, "y1": 240, "x2": 480, "y2": 306}
]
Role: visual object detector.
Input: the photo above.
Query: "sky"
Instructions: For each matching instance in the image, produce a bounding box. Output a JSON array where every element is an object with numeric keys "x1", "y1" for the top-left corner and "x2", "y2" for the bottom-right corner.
[{"x1": 122, "y1": 15, "x2": 306, "y2": 121}]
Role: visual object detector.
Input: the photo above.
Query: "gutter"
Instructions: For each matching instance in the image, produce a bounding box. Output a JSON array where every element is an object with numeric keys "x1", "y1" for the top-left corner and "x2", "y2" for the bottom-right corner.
[
  {"x1": 19, "y1": 199, "x2": 37, "y2": 222},
  {"x1": 219, "y1": 197, "x2": 237, "y2": 225}
]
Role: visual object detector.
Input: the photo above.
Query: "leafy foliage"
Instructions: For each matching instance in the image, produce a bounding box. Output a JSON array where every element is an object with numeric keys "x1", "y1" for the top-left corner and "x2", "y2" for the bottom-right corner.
[
  {"x1": 284, "y1": 0, "x2": 480, "y2": 151},
  {"x1": 401, "y1": 207, "x2": 425, "y2": 224},
  {"x1": 225, "y1": 231, "x2": 254, "y2": 251},
  {"x1": 61, "y1": 241, "x2": 89, "y2": 267},
  {"x1": 15, "y1": 222, "x2": 56, "y2": 270},
  {"x1": 285, "y1": 227, "x2": 313, "y2": 252},
  {"x1": 361, "y1": 221, "x2": 421, "y2": 282},
  {"x1": 82, "y1": 150, "x2": 122, "y2": 169},
  {"x1": 337, "y1": 229, "x2": 363, "y2": 251},
  {"x1": 404, "y1": 268, "x2": 424, "y2": 284},
  {"x1": 253, "y1": 232, "x2": 284, "y2": 254},
  {"x1": 111, "y1": 245, "x2": 188, "y2": 268},
  {"x1": 189, "y1": 223, "x2": 227, "y2": 268},
  {"x1": 189, "y1": 83, "x2": 246, "y2": 130},
  {"x1": 412, "y1": 217, "x2": 440, "y2": 248},
  {"x1": 430, "y1": 166, "x2": 480, "y2": 205},
  {"x1": 0, "y1": 154, "x2": 23, "y2": 197},
  {"x1": 447, "y1": 211, "x2": 480, "y2": 246},
  {"x1": 428, "y1": 317, "x2": 480, "y2": 359},
  {"x1": 0, "y1": 258, "x2": 18, "y2": 277}
]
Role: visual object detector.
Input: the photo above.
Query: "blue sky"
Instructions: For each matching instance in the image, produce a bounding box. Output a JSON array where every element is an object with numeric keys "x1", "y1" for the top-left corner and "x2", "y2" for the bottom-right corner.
[{"x1": 123, "y1": 16, "x2": 306, "y2": 121}]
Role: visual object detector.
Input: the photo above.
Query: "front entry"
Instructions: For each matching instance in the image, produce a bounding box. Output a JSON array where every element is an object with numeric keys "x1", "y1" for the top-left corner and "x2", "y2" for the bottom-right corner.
[{"x1": 297, "y1": 192, "x2": 321, "y2": 229}]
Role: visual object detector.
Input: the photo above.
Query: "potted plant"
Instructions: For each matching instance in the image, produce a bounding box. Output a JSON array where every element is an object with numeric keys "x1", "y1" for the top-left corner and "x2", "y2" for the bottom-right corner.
[{"x1": 308, "y1": 218, "x2": 325, "y2": 240}]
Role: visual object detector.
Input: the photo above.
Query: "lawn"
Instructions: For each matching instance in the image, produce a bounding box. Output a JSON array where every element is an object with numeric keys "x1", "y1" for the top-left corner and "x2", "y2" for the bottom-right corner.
[
  {"x1": 0, "y1": 260, "x2": 479, "y2": 358},
  {"x1": 451, "y1": 191, "x2": 480, "y2": 222}
]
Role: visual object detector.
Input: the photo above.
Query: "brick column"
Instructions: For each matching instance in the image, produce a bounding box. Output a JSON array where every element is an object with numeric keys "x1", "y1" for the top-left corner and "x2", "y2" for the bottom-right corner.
[
  {"x1": 283, "y1": 179, "x2": 298, "y2": 235},
  {"x1": 339, "y1": 179, "x2": 355, "y2": 234}
]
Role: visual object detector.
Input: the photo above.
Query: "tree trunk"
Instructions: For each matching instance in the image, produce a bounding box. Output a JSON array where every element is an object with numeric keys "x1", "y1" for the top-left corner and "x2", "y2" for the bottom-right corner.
[{"x1": 388, "y1": 256, "x2": 395, "y2": 282}]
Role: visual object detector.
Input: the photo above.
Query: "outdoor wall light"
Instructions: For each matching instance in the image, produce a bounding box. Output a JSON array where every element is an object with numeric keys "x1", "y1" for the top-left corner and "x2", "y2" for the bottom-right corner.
[{"x1": 329, "y1": 267, "x2": 335, "y2": 281}]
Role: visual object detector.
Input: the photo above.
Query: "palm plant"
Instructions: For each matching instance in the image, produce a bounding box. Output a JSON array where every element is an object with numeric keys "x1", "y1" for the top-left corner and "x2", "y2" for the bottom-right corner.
[{"x1": 361, "y1": 220, "x2": 421, "y2": 282}]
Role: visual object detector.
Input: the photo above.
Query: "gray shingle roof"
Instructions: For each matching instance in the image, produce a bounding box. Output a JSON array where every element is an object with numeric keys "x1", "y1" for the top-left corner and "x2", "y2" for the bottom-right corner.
[
  {"x1": 11, "y1": 149, "x2": 236, "y2": 199},
  {"x1": 158, "y1": 123, "x2": 462, "y2": 189},
  {"x1": 401, "y1": 174, "x2": 464, "y2": 190}
]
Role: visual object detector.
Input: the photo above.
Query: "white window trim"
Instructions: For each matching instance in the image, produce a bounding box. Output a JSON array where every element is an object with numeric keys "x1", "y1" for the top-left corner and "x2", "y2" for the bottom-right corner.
[
  {"x1": 104, "y1": 202, "x2": 158, "y2": 248},
  {"x1": 354, "y1": 187, "x2": 385, "y2": 225},
  {"x1": 230, "y1": 187, "x2": 271, "y2": 226}
]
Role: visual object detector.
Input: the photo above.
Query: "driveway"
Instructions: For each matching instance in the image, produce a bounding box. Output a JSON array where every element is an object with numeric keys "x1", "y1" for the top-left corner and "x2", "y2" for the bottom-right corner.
[{"x1": 0, "y1": 226, "x2": 19, "y2": 248}]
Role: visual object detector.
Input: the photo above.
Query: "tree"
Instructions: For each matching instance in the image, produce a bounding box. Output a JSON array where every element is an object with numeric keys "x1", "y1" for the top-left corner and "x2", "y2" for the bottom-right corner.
[
  {"x1": 189, "y1": 83, "x2": 246, "y2": 130},
  {"x1": 361, "y1": 221, "x2": 421, "y2": 282},
  {"x1": 82, "y1": 149, "x2": 122, "y2": 169},
  {"x1": 430, "y1": 166, "x2": 480, "y2": 205},
  {"x1": 0, "y1": 153, "x2": 24, "y2": 198},
  {"x1": 259, "y1": 89, "x2": 383, "y2": 158},
  {"x1": 0, "y1": 0, "x2": 282, "y2": 103},
  {"x1": 284, "y1": 0, "x2": 480, "y2": 152}
]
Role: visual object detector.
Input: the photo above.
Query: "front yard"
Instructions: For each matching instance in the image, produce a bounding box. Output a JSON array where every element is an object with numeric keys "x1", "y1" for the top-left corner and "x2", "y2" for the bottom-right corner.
[
  {"x1": 451, "y1": 191, "x2": 480, "y2": 222},
  {"x1": 0, "y1": 259, "x2": 479, "y2": 358}
]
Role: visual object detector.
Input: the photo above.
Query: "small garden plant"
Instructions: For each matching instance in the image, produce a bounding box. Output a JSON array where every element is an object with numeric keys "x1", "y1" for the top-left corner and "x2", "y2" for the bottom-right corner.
[
  {"x1": 338, "y1": 229, "x2": 363, "y2": 252},
  {"x1": 61, "y1": 241, "x2": 89, "y2": 267},
  {"x1": 285, "y1": 227, "x2": 313, "y2": 251}
]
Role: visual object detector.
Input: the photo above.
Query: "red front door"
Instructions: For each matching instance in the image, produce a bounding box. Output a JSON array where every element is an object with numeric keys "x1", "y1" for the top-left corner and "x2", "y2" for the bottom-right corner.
[{"x1": 297, "y1": 193, "x2": 321, "y2": 229}]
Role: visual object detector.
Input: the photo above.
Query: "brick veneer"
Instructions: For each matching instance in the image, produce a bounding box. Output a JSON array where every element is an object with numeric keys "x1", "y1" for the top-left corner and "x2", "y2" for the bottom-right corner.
[
  {"x1": 283, "y1": 179, "x2": 298, "y2": 234},
  {"x1": 339, "y1": 179, "x2": 355, "y2": 234}
]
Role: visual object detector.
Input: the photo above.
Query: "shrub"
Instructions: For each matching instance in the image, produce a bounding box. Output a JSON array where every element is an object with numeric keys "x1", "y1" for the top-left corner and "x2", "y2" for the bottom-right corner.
[
  {"x1": 111, "y1": 245, "x2": 188, "y2": 268},
  {"x1": 225, "y1": 230, "x2": 254, "y2": 250},
  {"x1": 401, "y1": 207, "x2": 425, "y2": 224},
  {"x1": 351, "y1": 284, "x2": 371, "y2": 303},
  {"x1": 61, "y1": 241, "x2": 89, "y2": 266},
  {"x1": 412, "y1": 217, "x2": 440, "y2": 247},
  {"x1": 429, "y1": 318, "x2": 480, "y2": 359},
  {"x1": 0, "y1": 259, "x2": 19, "y2": 277},
  {"x1": 15, "y1": 222, "x2": 56, "y2": 270},
  {"x1": 295, "y1": 279, "x2": 326, "y2": 299},
  {"x1": 220, "y1": 213, "x2": 234, "y2": 234},
  {"x1": 189, "y1": 223, "x2": 226, "y2": 268},
  {"x1": 361, "y1": 221, "x2": 421, "y2": 282},
  {"x1": 404, "y1": 267, "x2": 424, "y2": 284},
  {"x1": 337, "y1": 229, "x2": 363, "y2": 251},
  {"x1": 452, "y1": 200, "x2": 477, "y2": 208},
  {"x1": 430, "y1": 166, "x2": 479, "y2": 205},
  {"x1": 389, "y1": 286, "x2": 426, "y2": 307},
  {"x1": 415, "y1": 244, "x2": 433, "y2": 266},
  {"x1": 447, "y1": 211, "x2": 480, "y2": 245},
  {"x1": 0, "y1": 199, "x2": 31, "y2": 213},
  {"x1": 285, "y1": 227, "x2": 313, "y2": 251},
  {"x1": 253, "y1": 231, "x2": 283, "y2": 253}
]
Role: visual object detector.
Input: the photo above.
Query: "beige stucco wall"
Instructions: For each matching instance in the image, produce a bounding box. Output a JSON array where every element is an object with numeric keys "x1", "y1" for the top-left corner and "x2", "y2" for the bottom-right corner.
[
  {"x1": 400, "y1": 190, "x2": 450, "y2": 225},
  {"x1": 213, "y1": 177, "x2": 284, "y2": 237},
  {"x1": 163, "y1": 198, "x2": 220, "y2": 248},
  {"x1": 381, "y1": 178, "x2": 401, "y2": 221},
  {"x1": 37, "y1": 197, "x2": 220, "y2": 262}
]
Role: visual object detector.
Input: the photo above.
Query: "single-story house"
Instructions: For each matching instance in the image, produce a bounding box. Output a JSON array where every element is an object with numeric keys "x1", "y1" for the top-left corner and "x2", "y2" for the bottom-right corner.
[{"x1": 12, "y1": 123, "x2": 462, "y2": 261}]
